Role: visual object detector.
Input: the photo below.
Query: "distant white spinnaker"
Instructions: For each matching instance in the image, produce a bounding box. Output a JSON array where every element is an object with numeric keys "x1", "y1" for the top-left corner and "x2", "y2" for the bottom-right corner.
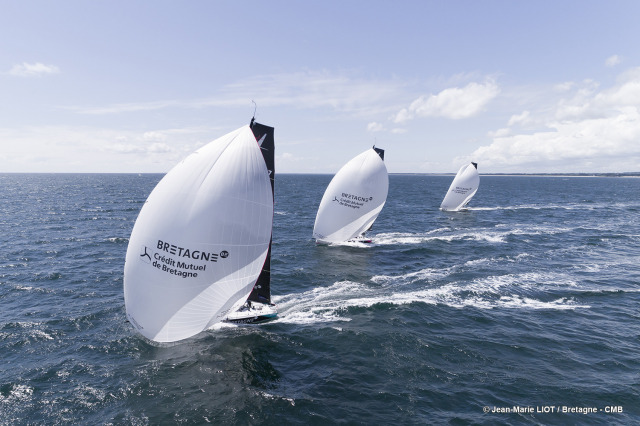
[
  {"x1": 440, "y1": 162, "x2": 479, "y2": 211},
  {"x1": 313, "y1": 147, "x2": 388, "y2": 243},
  {"x1": 124, "y1": 120, "x2": 275, "y2": 343}
]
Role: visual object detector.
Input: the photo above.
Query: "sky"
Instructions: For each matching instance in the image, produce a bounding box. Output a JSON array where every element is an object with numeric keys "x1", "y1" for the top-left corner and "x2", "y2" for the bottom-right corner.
[{"x1": 1, "y1": 0, "x2": 640, "y2": 174}]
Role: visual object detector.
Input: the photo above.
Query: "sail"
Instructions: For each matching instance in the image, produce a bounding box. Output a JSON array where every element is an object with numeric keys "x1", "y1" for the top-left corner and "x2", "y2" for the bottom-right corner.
[
  {"x1": 246, "y1": 121, "x2": 274, "y2": 305},
  {"x1": 124, "y1": 122, "x2": 274, "y2": 343},
  {"x1": 440, "y1": 162, "x2": 479, "y2": 211},
  {"x1": 313, "y1": 147, "x2": 388, "y2": 243}
]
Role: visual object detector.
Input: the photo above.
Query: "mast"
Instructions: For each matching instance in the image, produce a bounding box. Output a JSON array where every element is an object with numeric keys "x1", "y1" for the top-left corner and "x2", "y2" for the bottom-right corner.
[{"x1": 247, "y1": 120, "x2": 275, "y2": 304}]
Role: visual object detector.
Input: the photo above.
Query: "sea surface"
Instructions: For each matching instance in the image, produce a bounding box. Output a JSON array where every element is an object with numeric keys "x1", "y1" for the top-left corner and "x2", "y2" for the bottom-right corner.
[{"x1": 1, "y1": 173, "x2": 639, "y2": 425}]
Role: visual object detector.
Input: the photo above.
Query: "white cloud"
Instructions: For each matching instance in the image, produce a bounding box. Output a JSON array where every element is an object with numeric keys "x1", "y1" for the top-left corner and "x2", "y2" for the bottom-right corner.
[
  {"x1": 0, "y1": 125, "x2": 214, "y2": 172},
  {"x1": 507, "y1": 111, "x2": 530, "y2": 126},
  {"x1": 367, "y1": 122, "x2": 384, "y2": 132},
  {"x1": 594, "y1": 67, "x2": 640, "y2": 107},
  {"x1": 470, "y1": 68, "x2": 640, "y2": 172},
  {"x1": 9, "y1": 62, "x2": 60, "y2": 77},
  {"x1": 393, "y1": 79, "x2": 500, "y2": 123},
  {"x1": 278, "y1": 152, "x2": 305, "y2": 164},
  {"x1": 148, "y1": 142, "x2": 172, "y2": 153},
  {"x1": 488, "y1": 128, "x2": 511, "y2": 138},
  {"x1": 554, "y1": 81, "x2": 575, "y2": 92},
  {"x1": 554, "y1": 80, "x2": 600, "y2": 121},
  {"x1": 70, "y1": 71, "x2": 405, "y2": 117},
  {"x1": 605, "y1": 55, "x2": 621, "y2": 67},
  {"x1": 106, "y1": 141, "x2": 174, "y2": 156},
  {"x1": 143, "y1": 131, "x2": 168, "y2": 142}
]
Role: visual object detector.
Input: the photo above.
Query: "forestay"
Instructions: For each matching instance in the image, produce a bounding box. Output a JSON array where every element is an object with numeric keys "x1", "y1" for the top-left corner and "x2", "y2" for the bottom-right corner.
[
  {"x1": 124, "y1": 123, "x2": 274, "y2": 343},
  {"x1": 313, "y1": 147, "x2": 388, "y2": 243},
  {"x1": 440, "y1": 162, "x2": 479, "y2": 211}
]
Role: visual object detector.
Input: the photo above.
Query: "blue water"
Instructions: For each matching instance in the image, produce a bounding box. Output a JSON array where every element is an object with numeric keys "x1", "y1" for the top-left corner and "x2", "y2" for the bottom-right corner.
[{"x1": 1, "y1": 173, "x2": 639, "y2": 425}]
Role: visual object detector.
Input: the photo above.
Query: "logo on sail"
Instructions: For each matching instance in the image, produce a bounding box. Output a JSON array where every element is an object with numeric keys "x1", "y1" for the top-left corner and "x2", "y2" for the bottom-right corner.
[
  {"x1": 332, "y1": 192, "x2": 373, "y2": 210},
  {"x1": 135, "y1": 240, "x2": 232, "y2": 279},
  {"x1": 156, "y1": 239, "x2": 220, "y2": 262},
  {"x1": 140, "y1": 246, "x2": 152, "y2": 263},
  {"x1": 452, "y1": 186, "x2": 473, "y2": 195},
  {"x1": 341, "y1": 193, "x2": 373, "y2": 202}
]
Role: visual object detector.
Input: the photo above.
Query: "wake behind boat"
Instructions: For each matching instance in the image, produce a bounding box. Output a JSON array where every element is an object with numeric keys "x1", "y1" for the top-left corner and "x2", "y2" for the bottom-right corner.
[
  {"x1": 440, "y1": 162, "x2": 479, "y2": 211},
  {"x1": 123, "y1": 118, "x2": 277, "y2": 343},
  {"x1": 313, "y1": 147, "x2": 388, "y2": 244}
]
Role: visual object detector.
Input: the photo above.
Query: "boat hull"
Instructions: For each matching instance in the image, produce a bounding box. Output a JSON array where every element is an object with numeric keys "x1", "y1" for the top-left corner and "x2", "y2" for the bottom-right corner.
[{"x1": 224, "y1": 302, "x2": 278, "y2": 324}]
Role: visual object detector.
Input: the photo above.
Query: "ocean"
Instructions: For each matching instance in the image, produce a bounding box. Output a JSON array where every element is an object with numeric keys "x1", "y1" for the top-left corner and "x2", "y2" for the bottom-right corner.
[{"x1": 1, "y1": 173, "x2": 638, "y2": 425}]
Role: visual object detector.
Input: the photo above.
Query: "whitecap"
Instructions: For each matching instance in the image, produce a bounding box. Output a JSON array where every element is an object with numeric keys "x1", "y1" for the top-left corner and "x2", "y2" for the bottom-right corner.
[
  {"x1": 371, "y1": 265, "x2": 454, "y2": 285},
  {"x1": 107, "y1": 237, "x2": 128, "y2": 243},
  {"x1": 0, "y1": 384, "x2": 34, "y2": 403}
]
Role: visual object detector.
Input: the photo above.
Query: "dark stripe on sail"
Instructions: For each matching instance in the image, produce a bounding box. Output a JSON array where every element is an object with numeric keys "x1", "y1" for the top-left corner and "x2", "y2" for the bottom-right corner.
[
  {"x1": 248, "y1": 120, "x2": 274, "y2": 304},
  {"x1": 373, "y1": 146, "x2": 385, "y2": 161}
]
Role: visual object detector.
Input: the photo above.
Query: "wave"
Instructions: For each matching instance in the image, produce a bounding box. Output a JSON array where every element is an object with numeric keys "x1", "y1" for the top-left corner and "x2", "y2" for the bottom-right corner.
[
  {"x1": 471, "y1": 204, "x2": 585, "y2": 211},
  {"x1": 0, "y1": 384, "x2": 34, "y2": 403},
  {"x1": 325, "y1": 240, "x2": 373, "y2": 248},
  {"x1": 373, "y1": 231, "x2": 506, "y2": 245},
  {"x1": 471, "y1": 200, "x2": 640, "y2": 212},
  {"x1": 0, "y1": 321, "x2": 57, "y2": 344},
  {"x1": 107, "y1": 237, "x2": 129, "y2": 243},
  {"x1": 372, "y1": 224, "x2": 571, "y2": 245},
  {"x1": 271, "y1": 270, "x2": 588, "y2": 325}
]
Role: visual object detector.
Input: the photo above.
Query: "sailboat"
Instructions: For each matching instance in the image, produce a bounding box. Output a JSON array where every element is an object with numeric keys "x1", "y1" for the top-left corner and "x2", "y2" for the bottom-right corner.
[
  {"x1": 440, "y1": 162, "x2": 479, "y2": 211},
  {"x1": 124, "y1": 118, "x2": 276, "y2": 343},
  {"x1": 313, "y1": 147, "x2": 388, "y2": 244}
]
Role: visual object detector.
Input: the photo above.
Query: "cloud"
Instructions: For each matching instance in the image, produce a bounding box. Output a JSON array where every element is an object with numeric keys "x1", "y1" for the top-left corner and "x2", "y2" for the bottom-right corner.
[
  {"x1": 0, "y1": 124, "x2": 217, "y2": 172},
  {"x1": 367, "y1": 122, "x2": 384, "y2": 132},
  {"x1": 9, "y1": 62, "x2": 60, "y2": 77},
  {"x1": 109, "y1": 142, "x2": 173, "y2": 155},
  {"x1": 278, "y1": 152, "x2": 305, "y2": 163},
  {"x1": 554, "y1": 82, "x2": 575, "y2": 92},
  {"x1": 394, "y1": 79, "x2": 500, "y2": 123},
  {"x1": 69, "y1": 71, "x2": 406, "y2": 117},
  {"x1": 488, "y1": 128, "x2": 511, "y2": 138},
  {"x1": 507, "y1": 111, "x2": 531, "y2": 126},
  {"x1": 469, "y1": 68, "x2": 640, "y2": 172},
  {"x1": 605, "y1": 55, "x2": 621, "y2": 67},
  {"x1": 594, "y1": 67, "x2": 640, "y2": 107},
  {"x1": 475, "y1": 110, "x2": 640, "y2": 166}
]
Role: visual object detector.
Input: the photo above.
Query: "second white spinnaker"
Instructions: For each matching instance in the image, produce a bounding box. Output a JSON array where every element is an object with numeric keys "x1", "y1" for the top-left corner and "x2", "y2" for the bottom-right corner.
[
  {"x1": 440, "y1": 162, "x2": 479, "y2": 211},
  {"x1": 313, "y1": 147, "x2": 388, "y2": 243}
]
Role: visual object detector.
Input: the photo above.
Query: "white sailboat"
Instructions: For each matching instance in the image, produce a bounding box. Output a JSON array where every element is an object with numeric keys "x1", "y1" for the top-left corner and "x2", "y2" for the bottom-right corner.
[
  {"x1": 440, "y1": 162, "x2": 479, "y2": 211},
  {"x1": 124, "y1": 119, "x2": 276, "y2": 343},
  {"x1": 313, "y1": 147, "x2": 388, "y2": 244}
]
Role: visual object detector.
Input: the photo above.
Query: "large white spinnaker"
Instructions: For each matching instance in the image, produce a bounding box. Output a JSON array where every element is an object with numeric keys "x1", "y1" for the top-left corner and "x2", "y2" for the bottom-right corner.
[
  {"x1": 124, "y1": 121, "x2": 274, "y2": 343},
  {"x1": 313, "y1": 147, "x2": 388, "y2": 243},
  {"x1": 440, "y1": 162, "x2": 479, "y2": 211}
]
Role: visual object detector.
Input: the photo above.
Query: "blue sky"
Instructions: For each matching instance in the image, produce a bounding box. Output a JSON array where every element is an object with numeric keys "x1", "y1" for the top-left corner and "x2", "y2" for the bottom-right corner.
[{"x1": 2, "y1": 0, "x2": 640, "y2": 173}]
